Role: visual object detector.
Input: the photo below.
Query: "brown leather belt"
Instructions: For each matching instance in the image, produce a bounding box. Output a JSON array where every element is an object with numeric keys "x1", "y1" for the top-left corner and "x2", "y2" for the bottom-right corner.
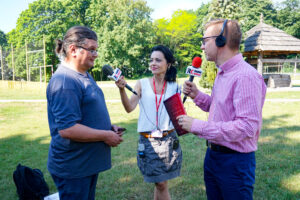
[{"x1": 140, "y1": 129, "x2": 175, "y2": 138}]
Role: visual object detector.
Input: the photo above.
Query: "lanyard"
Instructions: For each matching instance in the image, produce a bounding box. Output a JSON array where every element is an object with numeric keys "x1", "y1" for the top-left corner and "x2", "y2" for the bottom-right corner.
[{"x1": 153, "y1": 77, "x2": 166, "y2": 129}]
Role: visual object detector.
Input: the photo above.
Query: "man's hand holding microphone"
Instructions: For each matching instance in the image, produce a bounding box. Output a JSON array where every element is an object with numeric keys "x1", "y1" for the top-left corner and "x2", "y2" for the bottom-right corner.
[
  {"x1": 182, "y1": 57, "x2": 202, "y2": 103},
  {"x1": 177, "y1": 57, "x2": 203, "y2": 132},
  {"x1": 182, "y1": 81, "x2": 200, "y2": 100}
]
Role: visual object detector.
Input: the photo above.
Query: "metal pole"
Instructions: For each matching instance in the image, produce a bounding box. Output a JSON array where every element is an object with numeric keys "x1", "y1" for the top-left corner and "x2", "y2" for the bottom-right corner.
[
  {"x1": 26, "y1": 40, "x2": 29, "y2": 81},
  {"x1": 29, "y1": 66, "x2": 31, "y2": 81},
  {"x1": 43, "y1": 35, "x2": 46, "y2": 83},
  {"x1": 11, "y1": 44, "x2": 15, "y2": 81},
  {"x1": 0, "y1": 46, "x2": 3, "y2": 80}
]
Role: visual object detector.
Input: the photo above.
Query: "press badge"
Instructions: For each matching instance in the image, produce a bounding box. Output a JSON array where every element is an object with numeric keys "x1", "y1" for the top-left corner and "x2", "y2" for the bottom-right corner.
[{"x1": 151, "y1": 129, "x2": 163, "y2": 138}]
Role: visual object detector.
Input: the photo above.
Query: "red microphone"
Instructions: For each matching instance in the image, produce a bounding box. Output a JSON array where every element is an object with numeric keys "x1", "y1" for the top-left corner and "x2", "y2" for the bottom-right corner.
[
  {"x1": 192, "y1": 57, "x2": 202, "y2": 69},
  {"x1": 183, "y1": 57, "x2": 202, "y2": 103}
]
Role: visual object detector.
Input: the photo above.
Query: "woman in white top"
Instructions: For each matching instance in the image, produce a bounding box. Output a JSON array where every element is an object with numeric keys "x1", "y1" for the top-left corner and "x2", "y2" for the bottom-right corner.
[{"x1": 116, "y1": 45, "x2": 182, "y2": 200}]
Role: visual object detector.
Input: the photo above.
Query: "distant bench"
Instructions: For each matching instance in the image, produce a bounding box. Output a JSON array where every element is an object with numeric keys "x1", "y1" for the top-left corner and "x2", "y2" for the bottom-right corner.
[{"x1": 263, "y1": 74, "x2": 291, "y2": 88}]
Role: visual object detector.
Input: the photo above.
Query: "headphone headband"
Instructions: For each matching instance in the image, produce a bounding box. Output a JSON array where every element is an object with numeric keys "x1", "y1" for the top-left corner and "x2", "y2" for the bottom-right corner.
[{"x1": 219, "y1": 19, "x2": 228, "y2": 37}]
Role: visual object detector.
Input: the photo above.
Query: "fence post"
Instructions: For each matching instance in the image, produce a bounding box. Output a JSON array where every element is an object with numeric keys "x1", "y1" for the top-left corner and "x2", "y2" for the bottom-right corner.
[
  {"x1": 11, "y1": 43, "x2": 15, "y2": 81},
  {"x1": 43, "y1": 35, "x2": 46, "y2": 84},
  {"x1": 26, "y1": 40, "x2": 29, "y2": 82},
  {"x1": 0, "y1": 46, "x2": 3, "y2": 81}
]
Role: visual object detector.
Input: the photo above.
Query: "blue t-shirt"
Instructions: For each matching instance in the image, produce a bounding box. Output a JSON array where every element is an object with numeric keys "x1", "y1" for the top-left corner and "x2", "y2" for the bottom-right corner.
[{"x1": 47, "y1": 64, "x2": 111, "y2": 178}]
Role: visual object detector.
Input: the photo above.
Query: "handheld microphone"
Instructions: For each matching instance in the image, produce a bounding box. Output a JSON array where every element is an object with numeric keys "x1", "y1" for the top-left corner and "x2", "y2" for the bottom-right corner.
[
  {"x1": 182, "y1": 57, "x2": 202, "y2": 104},
  {"x1": 102, "y1": 65, "x2": 138, "y2": 95}
]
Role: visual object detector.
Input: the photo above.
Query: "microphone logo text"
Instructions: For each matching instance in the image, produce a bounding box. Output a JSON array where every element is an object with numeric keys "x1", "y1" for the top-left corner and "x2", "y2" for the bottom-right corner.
[
  {"x1": 109, "y1": 68, "x2": 122, "y2": 81},
  {"x1": 186, "y1": 66, "x2": 202, "y2": 77}
]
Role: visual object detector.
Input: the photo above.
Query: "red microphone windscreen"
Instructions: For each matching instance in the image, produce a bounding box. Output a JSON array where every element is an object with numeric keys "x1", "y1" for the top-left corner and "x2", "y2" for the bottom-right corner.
[{"x1": 192, "y1": 57, "x2": 202, "y2": 68}]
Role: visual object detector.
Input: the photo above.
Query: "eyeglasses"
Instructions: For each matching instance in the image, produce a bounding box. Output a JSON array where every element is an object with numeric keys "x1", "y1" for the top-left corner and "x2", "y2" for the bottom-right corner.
[
  {"x1": 77, "y1": 46, "x2": 98, "y2": 55},
  {"x1": 201, "y1": 36, "x2": 218, "y2": 45}
]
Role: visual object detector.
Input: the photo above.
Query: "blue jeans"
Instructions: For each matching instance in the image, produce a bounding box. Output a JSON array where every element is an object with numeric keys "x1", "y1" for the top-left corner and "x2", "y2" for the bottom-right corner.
[
  {"x1": 51, "y1": 174, "x2": 99, "y2": 200},
  {"x1": 204, "y1": 148, "x2": 256, "y2": 200}
]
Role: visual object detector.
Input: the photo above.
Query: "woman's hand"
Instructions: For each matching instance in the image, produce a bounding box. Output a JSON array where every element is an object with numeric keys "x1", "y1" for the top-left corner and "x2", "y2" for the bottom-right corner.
[{"x1": 115, "y1": 76, "x2": 127, "y2": 90}]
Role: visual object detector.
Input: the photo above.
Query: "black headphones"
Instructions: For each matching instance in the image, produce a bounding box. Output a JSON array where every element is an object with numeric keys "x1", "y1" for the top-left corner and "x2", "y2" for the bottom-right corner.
[{"x1": 215, "y1": 19, "x2": 228, "y2": 47}]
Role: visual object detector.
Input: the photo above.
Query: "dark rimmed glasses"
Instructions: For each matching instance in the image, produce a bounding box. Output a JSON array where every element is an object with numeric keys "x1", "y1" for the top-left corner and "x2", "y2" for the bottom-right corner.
[
  {"x1": 77, "y1": 46, "x2": 98, "y2": 55},
  {"x1": 201, "y1": 36, "x2": 218, "y2": 45}
]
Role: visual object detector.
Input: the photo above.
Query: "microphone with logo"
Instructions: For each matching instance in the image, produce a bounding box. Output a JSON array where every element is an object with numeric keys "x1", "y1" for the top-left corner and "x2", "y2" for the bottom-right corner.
[
  {"x1": 102, "y1": 64, "x2": 138, "y2": 95},
  {"x1": 182, "y1": 57, "x2": 202, "y2": 104}
]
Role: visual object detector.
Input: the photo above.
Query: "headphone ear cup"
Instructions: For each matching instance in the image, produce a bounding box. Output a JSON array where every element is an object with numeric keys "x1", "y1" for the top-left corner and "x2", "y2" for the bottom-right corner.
[{"x1": 215, "y1": 35, "x2": 226, "y2": 47}]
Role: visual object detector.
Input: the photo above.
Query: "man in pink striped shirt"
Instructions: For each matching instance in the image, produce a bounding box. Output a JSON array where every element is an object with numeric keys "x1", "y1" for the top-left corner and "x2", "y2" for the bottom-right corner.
[{"x1": 178, "y1": 19, "x2": 266, "y2": 200}]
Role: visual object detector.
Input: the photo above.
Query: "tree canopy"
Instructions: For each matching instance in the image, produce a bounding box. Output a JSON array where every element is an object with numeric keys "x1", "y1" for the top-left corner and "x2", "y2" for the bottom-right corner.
[
  {"x1": 154, "y1": 10, "x2": 202, "y2": 68},
  {"x1": 86, "y1": 0, "x2": 155, "y2": 77},
  {"x1": 3, "y1": 0, "x2": 300, "y2": 84},
  {"x1": 0, "y1": 30, "x2": 7, "y2": 47},
  {"x1": 276, "y1": 0, "x2": 300, "y2": 38}
]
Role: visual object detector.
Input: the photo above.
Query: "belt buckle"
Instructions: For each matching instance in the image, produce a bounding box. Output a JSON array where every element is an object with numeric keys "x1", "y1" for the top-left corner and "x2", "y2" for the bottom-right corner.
[{"x1": 151, "y1": 129, "x2": 163, "y2": 138}]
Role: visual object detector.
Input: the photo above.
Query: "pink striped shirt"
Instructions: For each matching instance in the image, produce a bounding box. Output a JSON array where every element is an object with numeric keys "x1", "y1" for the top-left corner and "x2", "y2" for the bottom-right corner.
[{"x1": 191, "y1": 53, "x2": 266, "y2": 153}]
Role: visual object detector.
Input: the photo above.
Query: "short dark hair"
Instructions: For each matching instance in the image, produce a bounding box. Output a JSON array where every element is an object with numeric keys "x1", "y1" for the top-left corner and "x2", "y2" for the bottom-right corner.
[
  {"x1": 56, "y1": 26, "x2": 97, "y2": 58},
  {"x1": 151, "y1": 45, "x2": 177, "y2": 82}
]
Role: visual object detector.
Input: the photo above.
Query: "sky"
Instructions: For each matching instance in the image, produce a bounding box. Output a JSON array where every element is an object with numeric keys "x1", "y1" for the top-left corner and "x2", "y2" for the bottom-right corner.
[
  {"x1": 0, "y1": 0, "x2": 207, "y2": 34},
  {"x1": 0, "y1": 0, "x2": 283, "y2": 34}
]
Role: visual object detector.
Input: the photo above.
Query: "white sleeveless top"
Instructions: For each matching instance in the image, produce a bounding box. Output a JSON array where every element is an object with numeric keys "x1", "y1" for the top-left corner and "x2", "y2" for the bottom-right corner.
[{"x1": 137, "y1": 78, "x2": 180, "y2": 132}]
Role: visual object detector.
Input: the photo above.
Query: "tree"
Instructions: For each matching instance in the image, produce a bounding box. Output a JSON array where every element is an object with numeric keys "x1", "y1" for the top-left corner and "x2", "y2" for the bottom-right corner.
[
  {"x1": 0, "y1": 30, "x2": 7, "y2": 47},
  {"x1": 0, "y1": 30, "x2": 8, "y2": 80},
  {"x1": 154, "y1": 10, "x2": 202, "y2": 69},
  {"x1": 6, "y1": 0, "x2": 66, "y2": 79},
  {"x1": 6, "y1": 0, "x2": 92, "y2": 80},
  {"x1": 153, "y1": 18, "x2": 170, "y2": 47},
  {"x1": 204, "y1": 0, "x2": 241, "y2": 26},
  {"x1": 195, "y1": 3, "x2": 209, "y2": 33},
  {"x1": 239, "y1": 0, "x2": 278, "y2": 33},
  {"x1": 64, "y1": 0, "x2": 92, "y2": 26},
  {"x1": 276, "y1": 0, "x2": 300, "y2": 38},
  {"x1": 87, "y1": 0, "x2": 155, "y2": 77},
  {"x1": 199, "y1": 52, "x2": 218, "y2": 89}
]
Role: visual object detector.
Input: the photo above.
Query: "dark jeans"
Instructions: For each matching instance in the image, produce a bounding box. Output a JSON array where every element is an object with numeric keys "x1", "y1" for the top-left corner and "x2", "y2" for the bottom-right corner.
[
  {"x1": 51, "y1": 173, "x2": 99, "y2": 200},
  {"x1": 204, "y1": 147, "x2": 256, "y2": 200}
]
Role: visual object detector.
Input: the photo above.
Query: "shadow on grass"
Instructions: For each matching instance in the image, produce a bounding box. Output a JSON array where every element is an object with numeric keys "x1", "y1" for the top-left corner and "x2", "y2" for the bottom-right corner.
[
  {"x1": 0, "y1": 118, "x2": 206, "y2": 200},
  {"x1": 0, "y1": 133, "x2": 52, "y2": 200},
  {"x1": 3, "y1": 113, "x2": 298, "y2": 200},
  {"x1": 255, "y1": 114, "x2": 300, "y2": 199}
]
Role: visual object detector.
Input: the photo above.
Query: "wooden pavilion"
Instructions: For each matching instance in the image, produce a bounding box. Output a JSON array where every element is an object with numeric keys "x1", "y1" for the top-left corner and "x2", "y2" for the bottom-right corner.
[{"x1": 243, "y1": 14, "x2": 300, "y2": 87}]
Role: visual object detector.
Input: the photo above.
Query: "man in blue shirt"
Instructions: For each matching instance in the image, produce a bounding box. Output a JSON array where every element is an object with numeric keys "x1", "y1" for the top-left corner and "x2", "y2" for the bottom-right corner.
[{"x1": 47, "y1": 26, "x2": 124, "y2": 200}]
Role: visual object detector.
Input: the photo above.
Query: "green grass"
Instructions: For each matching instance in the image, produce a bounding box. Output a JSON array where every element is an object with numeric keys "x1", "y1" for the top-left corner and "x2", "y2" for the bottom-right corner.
[
  {"x1": 266, "y1": 91, "x2": 300, "y2": 99},
  {"x1": 291, "y1": 75, "x2": 300, "y2": 81},
  {"x1": 0, "y1": 81, "x2": 47, "y2": 100},
  {"x1": 0, "y1": 78, "x2": 204, "y2": 100},
  {"x1": 0, "y1": 81, "x2": 300, "y2": 199}
]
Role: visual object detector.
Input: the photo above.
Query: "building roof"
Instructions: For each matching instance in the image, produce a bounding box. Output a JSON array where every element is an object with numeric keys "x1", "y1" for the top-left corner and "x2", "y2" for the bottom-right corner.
[{"x1": 244, "y1": 16, "x2": 300, "y2": 55}]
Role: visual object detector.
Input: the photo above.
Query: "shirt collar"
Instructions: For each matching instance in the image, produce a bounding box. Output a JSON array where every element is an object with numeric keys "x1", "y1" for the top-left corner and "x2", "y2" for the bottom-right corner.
[
  {"x1": 60, "y1": 61, "x2": 88, "y2": 77},
  {"x1": 218, "y1": 53, "x2": 243, "y2": 73}
]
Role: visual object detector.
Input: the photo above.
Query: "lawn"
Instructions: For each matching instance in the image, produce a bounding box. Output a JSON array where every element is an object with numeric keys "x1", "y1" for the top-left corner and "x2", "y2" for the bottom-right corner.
[
  {"x1": 1, "y1": 80, "x2": 300, "y2": 100},
  {"x1": 0, "y1": 81, "x2": 299, "y2": 200}
]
